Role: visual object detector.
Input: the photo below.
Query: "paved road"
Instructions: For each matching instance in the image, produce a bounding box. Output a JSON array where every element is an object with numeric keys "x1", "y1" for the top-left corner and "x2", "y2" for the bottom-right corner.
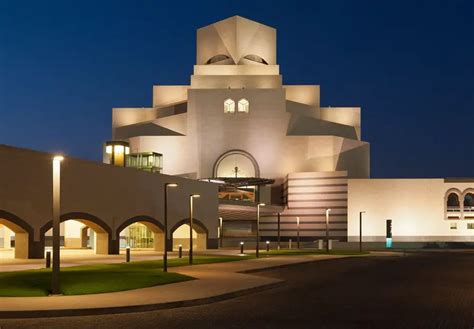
[{"x1": 2, "y1": 252, "x2": 474, "y2": 329}]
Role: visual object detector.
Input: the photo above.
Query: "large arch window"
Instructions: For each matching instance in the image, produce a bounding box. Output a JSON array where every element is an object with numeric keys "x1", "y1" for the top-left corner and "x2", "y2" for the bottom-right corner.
[
  {"x1": 213, "y1": 150, "x2": 260, "y2": 178},
  {"x1": 224, "y1": 99, "x2": 235, "y2": 114},
  {"x1": 238, "y1": 98, "x2": 249, "y2": 113}
]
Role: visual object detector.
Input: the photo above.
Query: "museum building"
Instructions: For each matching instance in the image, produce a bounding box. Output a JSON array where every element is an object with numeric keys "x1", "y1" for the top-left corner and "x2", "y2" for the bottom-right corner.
[{"x1": 1, "y1": 16, "x2": 473, "y2": 258}]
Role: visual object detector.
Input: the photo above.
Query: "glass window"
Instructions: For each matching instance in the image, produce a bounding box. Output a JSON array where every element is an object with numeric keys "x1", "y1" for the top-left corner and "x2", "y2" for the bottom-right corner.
[
  {"x1": 450, "y1": 222, "x2": 457, "y2": 230},
  {"x1": 224, "y1": 99, "x2": 235, "y2": 113},
  {"x1": 238, "y1": 98, "x2": 249, "y2": 113},
  {"x1": 467, "y1": 223, "x2": 474, "y2": 229}
]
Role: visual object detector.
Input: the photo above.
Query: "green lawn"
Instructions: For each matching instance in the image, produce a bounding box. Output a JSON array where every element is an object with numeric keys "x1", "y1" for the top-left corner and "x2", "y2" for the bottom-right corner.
[
  {"x1": 0, "y1": 255, "x2": 250, "y2": 297},
  {"x1": 0, "y1": 252, "x2": 366, "y2": 297}
]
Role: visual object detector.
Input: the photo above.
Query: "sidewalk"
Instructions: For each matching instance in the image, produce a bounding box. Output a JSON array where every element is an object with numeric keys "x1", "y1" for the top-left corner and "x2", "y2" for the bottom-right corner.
[{"x1": 0, "y1": 254, "x2": 366, "y2": 318}]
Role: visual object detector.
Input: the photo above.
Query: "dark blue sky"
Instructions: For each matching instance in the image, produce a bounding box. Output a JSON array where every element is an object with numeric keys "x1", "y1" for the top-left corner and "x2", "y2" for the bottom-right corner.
[{"x1": 0, "y1": 0, "x2": 473, "y2": 178}]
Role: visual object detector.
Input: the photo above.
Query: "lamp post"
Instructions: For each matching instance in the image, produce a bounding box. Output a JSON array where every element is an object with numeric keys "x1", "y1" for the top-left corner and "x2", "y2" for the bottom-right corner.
[
  {"x1": 296, "y1": 216, "x2": 300, "y2": 249},
  {"x1": 256, "y1": 203, "x2": 265, "y2": 258},
  {"x1": 189, "y1": 194, "x2": 200, "y2": 265},
  {"x1": 359, "y1": 211, "x2": 366, "y2": 253},
  {"x1": 325, "y1": 208, "x2": 331, "y2": 253},
  {"x1": 277, "y1": 212, "x2": 281, "y2": 250},
  {"x1": 219, "y1": 217, "x2": 223, "y2": 248},
  {"x1": 163, "y1": 183, "x2": 178, "y2": 272},
  {"x1": 51, "y1": 155, "x2": 64, "y2": 295}
]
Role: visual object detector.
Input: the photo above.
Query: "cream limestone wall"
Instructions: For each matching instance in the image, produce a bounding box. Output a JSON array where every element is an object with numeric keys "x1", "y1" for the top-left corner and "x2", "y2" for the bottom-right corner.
[
  {"x1": 348, "y1": 179, "x2": 474, "y2": 242},
  {"x1": 196, "y1": 16, "x2": 276, "y2": 66},
  {"x1": 0, "y1": 144, "x2": 219, "y2": 258},
  {"x1": 112, "y1": 16, "x2": 369, "y2": 184},
  {"x1": 285, "y1": 85, "x2": 320, "y2": 107},
  {"x1": 152, "y1": 86, "x2": 189, "y2": 107}
]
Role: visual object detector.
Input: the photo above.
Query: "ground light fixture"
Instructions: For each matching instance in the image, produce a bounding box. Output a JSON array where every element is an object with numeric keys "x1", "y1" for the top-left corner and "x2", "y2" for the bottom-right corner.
[
  {"x1": 163, "y1": 183, "x2": 178, "y2": 272},
  {"x1": 256, "y1": 203, "x2": 265, "y2": 257},
  {"x1": 51, "y1": 154, "x2": 64, "y2": 295},
  {"x1": 325, "y1": 208, "x2": 331, "y2": 253},
  {"x1": 266, "y1": 240, "x2": 270, "y2": 252},
  {"x1": 240, "y1": 241, "x2": 244, "y2": 254},
  {"x1": 189, "y1": 194, "x2": 200, "y2": 265},
  {"x1": 178, "y1": 244, "x2": 183, "y2": 258},
  {"x1": 126, "y1": 246, "x2": 131, "y2": 262}
]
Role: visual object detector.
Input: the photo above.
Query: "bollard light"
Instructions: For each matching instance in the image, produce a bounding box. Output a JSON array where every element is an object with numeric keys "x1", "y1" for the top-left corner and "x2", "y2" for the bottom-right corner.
[
  {"x1": 45, "y1": 251, "x2": 51, "y2": 269},
  {"x1": 240, "y1": 241, "x2": 244, "y2": 254},
  {"x1": 289, "y1": 238, "x2": 292, "y2": 249},
  {"x1": 266, "y1": 241, "x2": 270, "y2": 252},
  {"x1": 126, "y1": 246, "x2": 131, "y2": 263},
  {"x1": 178, "y1": 244, "x2": 183, "y2": 258}
]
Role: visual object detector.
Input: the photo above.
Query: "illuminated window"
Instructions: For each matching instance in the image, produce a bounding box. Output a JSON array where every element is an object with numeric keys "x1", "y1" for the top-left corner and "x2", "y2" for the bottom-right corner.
[
  {"x1": 114, "y1": 145, "x2": 124, "y2": 154},
  {"x1": 467, "y1": 223, "x2": 474, "y2": 229},
  {"x1": 238, "y1": 99, "x2": 249, "y2": 113},
  {"x1": 105, "y1": 145, "x2": 113, "y2": 154},
  {"x1": 224, "y1": 99, "x2": 235, "y2": 113},
  {"x1": 450, "y1": 222, "x2": 457, "y2": 230}
]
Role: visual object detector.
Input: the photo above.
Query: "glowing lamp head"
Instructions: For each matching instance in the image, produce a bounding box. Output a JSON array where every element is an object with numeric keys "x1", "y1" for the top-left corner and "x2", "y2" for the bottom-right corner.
[
  {"x1": 191, "y1": 194, "x2": 201, "y2": 198},
  {"x1": 266, "y1": 241, "x2": 270, "y2": 244},
  {"x1": 53, "y1": 155, "x2": 64, "y2": 162},
  {"x1": 258, "y1": 203, "x2": 266, "y2": 207},
  {"x1": 240, "y1": 241, "x2": 244, "y2": 245},
  {"x1": 167, "y1": 183, "x2": 178, "y2": 188}
]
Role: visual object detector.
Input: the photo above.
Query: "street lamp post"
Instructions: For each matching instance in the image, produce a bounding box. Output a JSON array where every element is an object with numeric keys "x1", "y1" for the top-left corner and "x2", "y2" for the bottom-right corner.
[
  {"x1": 163, "y1": 183, "x2": 178, "y2": 272},
  {"x1": 359, "y1": 211, "x2": 366, "y2": 253},
  {"x1": 277, "y1": 212, "x2": 281, "y2": 250},
  {"x1": 256, "y1": 203, "x2": 265, "y2": 258},
  {"x1": 325, "y1": 208, "x2": 331, "y2": 253},
  {"x1": 189, "y1": 194, "x2": 200, "y2": 265},
  {"x1": 51, "y1": 155, "x2": 64, "y2": 295},
  {"x1": 296, "y1": 216, "x2": 300, "y2": 249},
  {"x1": 219, "y1": 217, "x2": 223, "y2": 248}
]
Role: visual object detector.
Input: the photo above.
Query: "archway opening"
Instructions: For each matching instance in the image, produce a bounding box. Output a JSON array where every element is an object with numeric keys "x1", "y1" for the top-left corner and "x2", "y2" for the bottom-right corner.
[
  {"x1": 0, "y1": 219, "x2": 29, "y2": 259},
  {"x1": 172, "y1": 223, "x2": 207, "y2": 251},
  {"x1": 44, "y1": 218, "x2": 110, "y2": 255},
  {"x1": 447, "y1": 193, "x2": 460, "y2": 209},
  {"x1": 119, "y1": 220, "x2": 164, "y2": 252},
  {"x1": 464, "y1": 193, "x2": 474, "y2": 211}
]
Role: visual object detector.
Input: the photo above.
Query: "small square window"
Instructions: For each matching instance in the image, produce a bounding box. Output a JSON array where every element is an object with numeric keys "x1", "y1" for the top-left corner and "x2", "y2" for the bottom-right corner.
[
  {"x1": 467, "y1": 223, "x2": 474, "y2": 229},
  {"x1": 450, "y1": 222, "x2": 457, "y2": 230}
]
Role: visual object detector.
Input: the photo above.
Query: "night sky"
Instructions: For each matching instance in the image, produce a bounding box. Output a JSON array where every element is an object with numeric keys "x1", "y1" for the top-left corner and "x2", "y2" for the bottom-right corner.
[{"x1": 0, "y1": 0, "x2": 473, "y2": 178}]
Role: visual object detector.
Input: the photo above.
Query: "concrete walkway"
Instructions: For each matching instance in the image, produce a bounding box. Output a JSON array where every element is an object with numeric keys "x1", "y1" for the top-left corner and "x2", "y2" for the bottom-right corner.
[{"x1": 0, "y1": 254, "x2": 368, "y2": 318}]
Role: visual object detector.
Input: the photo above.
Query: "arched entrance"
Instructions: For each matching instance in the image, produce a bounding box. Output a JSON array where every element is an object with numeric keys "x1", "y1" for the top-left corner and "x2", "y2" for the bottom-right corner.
[
  {"x1": 0, "y1": 210, "x2": 32, "y2": 259},
  {"x1": 41, "y1": 212, "x2": 112, "y2": 255},
  {"x1": 171, "y1": 219, "x2": 208, "y2": 251},
  {"x1": 116, "y1": 216, "x2": 165, "y2": 252}
]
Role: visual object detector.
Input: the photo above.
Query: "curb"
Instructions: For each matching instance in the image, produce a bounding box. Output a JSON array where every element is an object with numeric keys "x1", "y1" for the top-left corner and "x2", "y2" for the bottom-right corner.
[
  {"x1": 239, "y1": 255, "x2": 366, "y2": 274},
  {"x1": 0, "y1": 280, "x2": 285, "y2": 319}
]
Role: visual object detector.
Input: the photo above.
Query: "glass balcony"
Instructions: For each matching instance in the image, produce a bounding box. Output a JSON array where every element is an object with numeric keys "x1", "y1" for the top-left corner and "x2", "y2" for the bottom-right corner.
[{"x1": 125, "y1": 152, "x2": 163, "y2": 173}]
